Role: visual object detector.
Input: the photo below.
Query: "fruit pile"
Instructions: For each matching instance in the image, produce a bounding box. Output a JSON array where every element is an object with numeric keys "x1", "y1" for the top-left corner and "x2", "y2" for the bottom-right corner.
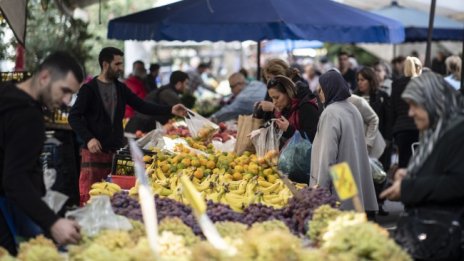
[
  {"x1": 305, "y1": 206, "x2": 412, "y2": 261},
  {"x1": 111, "y1": 186, "x2": 337, "y2": 236},
  {"x1": 144, "y1": 146, "x2": 300, "y2": 211},
  {"x1": 211, "y1": 122, "x2": 236, "y2": 142},
  {"x1": 0, "y1": 205, "x2": 411, "y2": 261}
]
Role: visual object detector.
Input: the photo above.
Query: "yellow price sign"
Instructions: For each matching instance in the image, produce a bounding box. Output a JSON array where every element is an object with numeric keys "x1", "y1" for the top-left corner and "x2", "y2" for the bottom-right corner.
[{"x1": 329, "y1": 162, "x2": 358, "y2": 200}]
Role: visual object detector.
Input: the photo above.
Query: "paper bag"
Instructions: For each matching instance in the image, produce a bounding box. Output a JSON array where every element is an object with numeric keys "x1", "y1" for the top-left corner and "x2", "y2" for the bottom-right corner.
[{"x1": 233, "y1": 115, "x2": 262, "y2": 155}]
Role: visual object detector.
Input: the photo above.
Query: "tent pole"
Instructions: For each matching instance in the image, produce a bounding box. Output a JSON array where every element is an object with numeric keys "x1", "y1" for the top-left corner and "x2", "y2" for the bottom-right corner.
[
  {"x1": 461, "y1": 35, "x2": 464, "y2": 94},
  {"x1": 424, "y1": 0, "x2": 436, "y2": 68},
  {"x1": 257, "y1": 40, "x2": 261, "y2": 81}
]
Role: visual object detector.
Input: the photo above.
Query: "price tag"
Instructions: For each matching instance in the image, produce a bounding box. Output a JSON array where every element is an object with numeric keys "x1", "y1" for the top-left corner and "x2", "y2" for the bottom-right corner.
[{"x1": 329, "y1": 162, "x2": 358, "y2": 200}]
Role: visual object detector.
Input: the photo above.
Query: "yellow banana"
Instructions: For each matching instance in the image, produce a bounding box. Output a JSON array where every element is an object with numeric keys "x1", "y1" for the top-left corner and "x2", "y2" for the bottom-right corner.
[
  {"x1": 196, "y1": 179, "x2": 211, "y2": 192},
  {"x1": 89, "y1": 188, "x2": 112, "y2": 196},
  {"x1": 225, "y1": 195, "x2": 245, "y2": 212},
  {"x1": 106, "y1": 183, "x2": 121, "y2": 193},
  {"x1": 156, "y1": 169, "x2": 167, "y2": 180},
  {"x1": 169, "y1": 175, "x2": 179, "y2": 190},
  {"x1": 257, "y1": 180, "x2": 274, "y2": 188},
  {"x1": 91, "y1": 182, "x2": 107, "y2": 190},
  {"x1": 229, "y1": 180, "x2": 247, "y2": 195},
  {"x1": 257, "y1": 180, "x2": 282, "y2": 194}
]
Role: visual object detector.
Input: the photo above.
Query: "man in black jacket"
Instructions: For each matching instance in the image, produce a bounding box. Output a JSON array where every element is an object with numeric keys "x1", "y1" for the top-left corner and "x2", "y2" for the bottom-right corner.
[
  {"x1": 69, "y1": 47, "x2": 186, "y2": 203},
  {"x1": 0, "y1": 52, "x2": 84, "y2": 255}
]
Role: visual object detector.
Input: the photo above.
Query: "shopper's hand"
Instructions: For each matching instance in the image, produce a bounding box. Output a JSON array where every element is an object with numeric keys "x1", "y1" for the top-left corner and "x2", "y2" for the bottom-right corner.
[
  {"x1": 87, "y1": 138, "x2": 102, "y2": 153},
  {"x1": 275, "y1": 116, "x2": 289, "y2": 131},
  {"x1": 394, "y1": 168, "x2": 408, "y2": 181},
  {"x1": 172, "y1": 104, "x2": 187, "y2": 117},
  {"x1": 258, "y1": 101, "x2": 275, "y2": 112},
  {"x1": 50, "y1": 218, "x2": 81, "y2": 245},
  {"x1": 380, "y1": 179, "x2": 402, "y2": 201}
]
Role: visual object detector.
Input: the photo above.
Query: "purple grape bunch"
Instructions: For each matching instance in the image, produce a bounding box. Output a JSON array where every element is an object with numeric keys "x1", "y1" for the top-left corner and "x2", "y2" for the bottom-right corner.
[{"x1": 110, "y1": 186, "x2": 337, "y2": 236}]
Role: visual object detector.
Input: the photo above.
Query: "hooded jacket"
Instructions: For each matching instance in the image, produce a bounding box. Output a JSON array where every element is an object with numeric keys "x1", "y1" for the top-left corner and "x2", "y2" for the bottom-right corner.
[{"x1": 0, "y1": 82, "x2": 58, "y2": 232}]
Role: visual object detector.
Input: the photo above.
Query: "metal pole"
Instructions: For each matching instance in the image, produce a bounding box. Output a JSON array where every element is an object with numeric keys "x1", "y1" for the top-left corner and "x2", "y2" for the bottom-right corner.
[
  {"x1": 256, "y1": 40, "x2": 261, "y2": 81},
  {"x1": 424, "y1": 0, "x2": 436, "y2": 68},
  {"x1": 461, "y1": 38, "x2": 464, "y2": 94}
]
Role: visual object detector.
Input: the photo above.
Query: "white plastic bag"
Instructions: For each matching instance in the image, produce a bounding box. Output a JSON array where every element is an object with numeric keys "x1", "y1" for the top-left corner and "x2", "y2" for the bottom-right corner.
[
  {"x1": 42, "y1": 165, "x2": 68, "y2": 213},
  {"x1": 66, "y1": 196, "x2": 132, "y2": 236},
  {"x1": 141, "y1": 122, "x2": 166, "y2": 150},
  {"x1": 184, "y1": 109, "x2": 219, "y2": 139},
  {"x1": 250, "y1": 120, "x2": 283, "y2": 159},
  {"x1": 212, "y1": 137, "x2": 236, "y2": 153}
]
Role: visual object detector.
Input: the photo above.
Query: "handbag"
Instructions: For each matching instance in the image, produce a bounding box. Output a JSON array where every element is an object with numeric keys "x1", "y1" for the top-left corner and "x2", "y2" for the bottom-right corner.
[{"x1": 395, "y1": 208, "x2": 463, "y2": 260}]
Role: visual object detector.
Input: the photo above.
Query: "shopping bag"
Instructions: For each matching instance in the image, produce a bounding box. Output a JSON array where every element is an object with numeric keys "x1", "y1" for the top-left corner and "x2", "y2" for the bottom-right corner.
[
  {"x1": 278, "y1": 131, "x2": 312, "y2": 183},
  {"x1": 184, "y1": 109, "x2": 219, "y2": 139},
  {"x1": 369, "y1": 158, "x2": 387, "y2": 184},
  {"x1": 250, "y1": 120, "x2": 283, "y2": 160},
  {"x1": 234, "y1": 115, "x2": 263, "y2": 155}
]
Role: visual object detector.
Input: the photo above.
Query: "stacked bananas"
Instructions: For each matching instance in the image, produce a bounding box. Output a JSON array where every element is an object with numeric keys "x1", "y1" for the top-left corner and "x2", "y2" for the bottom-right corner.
[
  {"x1": 89, "y1": 182, "x2": 122, "y2": 197},
  {"x1": 150, "y1": 169, "x2": 305, "y2": 211}
]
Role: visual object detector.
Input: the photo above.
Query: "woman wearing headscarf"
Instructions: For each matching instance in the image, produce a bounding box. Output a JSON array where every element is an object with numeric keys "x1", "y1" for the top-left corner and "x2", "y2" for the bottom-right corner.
[
  {"x1": 311, "y1": 70, "x2": 378, "y2": 216},
  {"x1": 381, "y1": 72, "x2": 464, "y2": 260}
]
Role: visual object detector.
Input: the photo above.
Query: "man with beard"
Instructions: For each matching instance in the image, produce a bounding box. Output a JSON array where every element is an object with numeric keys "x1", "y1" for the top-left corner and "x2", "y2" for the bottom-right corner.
[
  {"x1": 69, "y1": 47, "x2": 187, "y2": 203},
  {"x1": 0, "y1": 52, "x2": 84, "y2": 255}
]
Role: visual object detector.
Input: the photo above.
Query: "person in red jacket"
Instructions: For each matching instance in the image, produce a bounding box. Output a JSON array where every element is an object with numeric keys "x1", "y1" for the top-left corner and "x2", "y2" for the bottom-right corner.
[{"x1": 125, "y1": 60, "x2": 148, "y2": 118}]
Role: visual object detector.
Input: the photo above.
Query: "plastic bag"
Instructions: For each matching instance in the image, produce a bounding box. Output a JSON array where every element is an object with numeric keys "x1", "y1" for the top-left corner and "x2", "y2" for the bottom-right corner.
[
  {"x1": 141, "y1": 122, "x2": 165, "y2": 150},
  {"x1": 66, "y1": 196, "x2": 132, "y2": 236},
  {"x1": 278, "y1": 131, "x2": 312, "y2": 183},
  {"x1": 184, "y1": 109, "x2": 219, "y2": 139},
  {"x1": 42, "y1": 162, "x2": 68, "y2": 213},
  {"x1": 369, "y1": 158, "x2": 387, "y2": 184},
  {"x1": 250, "y1": 120, "x2": 283, "y2": 159},
  {"x1": 212, "y1": 137, "x2": 236, "y2": 153}
]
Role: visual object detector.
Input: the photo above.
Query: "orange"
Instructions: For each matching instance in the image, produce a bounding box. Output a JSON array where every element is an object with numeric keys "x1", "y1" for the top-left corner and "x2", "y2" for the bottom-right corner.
[
  {"x1": 206, "y1": 160, "x2": 216, "y2": 170},
  {"x1": 194, "y1": 169, "x2": 204, "y2": 179},
  {"x1": 232, "y1": 172, "x2": 243, "y2": 181}
]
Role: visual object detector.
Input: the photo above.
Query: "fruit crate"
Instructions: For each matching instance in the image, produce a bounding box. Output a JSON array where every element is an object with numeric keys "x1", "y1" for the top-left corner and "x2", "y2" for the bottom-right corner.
[{"x1": 111, "y1": 148, "x2": 156, "y2": 176}]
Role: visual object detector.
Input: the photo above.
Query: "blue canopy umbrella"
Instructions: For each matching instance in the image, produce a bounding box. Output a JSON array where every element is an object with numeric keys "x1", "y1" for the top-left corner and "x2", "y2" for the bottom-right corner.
[
  {"x1": 372, "y1": 1, "x2": 464, "y2": 42},
  {"x1": 108, "y1": 0, "x2": 404, "y2": 43},
  {"x1": 108, "y1": 0, "x2": 405, "y2": 78}
]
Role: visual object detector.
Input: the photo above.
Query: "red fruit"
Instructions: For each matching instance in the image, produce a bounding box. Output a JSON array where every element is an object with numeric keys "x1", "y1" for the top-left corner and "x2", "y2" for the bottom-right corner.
[
  {"x1": 135, "y1": 130, "x2": 143, "y2": 138},
  {"x1": 219, "y1": 122, "x2": 227, "y2": 132}
]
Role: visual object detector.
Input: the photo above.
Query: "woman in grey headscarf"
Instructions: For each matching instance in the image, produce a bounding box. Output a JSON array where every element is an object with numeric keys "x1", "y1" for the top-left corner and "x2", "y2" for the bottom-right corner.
[
  {"x1": 381, "y1": 72, "x2": 464, "y2": 259},
  {"x1": 311, "y1": 69, "x2": 378, "y2": 216}
]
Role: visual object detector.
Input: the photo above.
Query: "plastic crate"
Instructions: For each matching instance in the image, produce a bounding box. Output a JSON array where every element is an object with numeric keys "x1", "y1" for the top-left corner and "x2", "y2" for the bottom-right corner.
[
  {"x1": 111, "y1": 175, "x2": 136, "y2": 190},
  {"x1": 111, "y1": 148, "x2": 156, "y2": 176}
]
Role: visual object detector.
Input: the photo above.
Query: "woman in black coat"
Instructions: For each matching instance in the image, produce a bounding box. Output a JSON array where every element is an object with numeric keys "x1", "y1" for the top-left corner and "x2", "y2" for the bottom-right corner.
[
  {"x1": 381, "y1": 72, "x2": 464, "y2": 260},
  {"x1": 391, "y1": 56, "x2": 423, "y2": 168}
]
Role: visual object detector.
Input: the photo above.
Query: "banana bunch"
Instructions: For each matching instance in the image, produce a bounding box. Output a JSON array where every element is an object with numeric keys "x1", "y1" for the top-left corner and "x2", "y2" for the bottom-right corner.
[
  {"x1": 147, "y1": 170, "x2": 300, "y2": 211},
  {"x1": 89, "y1": 182, "x2": 121, "y2": 197}
]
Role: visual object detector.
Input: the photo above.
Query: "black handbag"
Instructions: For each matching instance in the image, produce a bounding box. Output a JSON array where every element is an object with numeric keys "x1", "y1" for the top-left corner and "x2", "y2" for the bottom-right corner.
[{"x1": 395, "y1": 208, "x2": 463, "y2": 261}]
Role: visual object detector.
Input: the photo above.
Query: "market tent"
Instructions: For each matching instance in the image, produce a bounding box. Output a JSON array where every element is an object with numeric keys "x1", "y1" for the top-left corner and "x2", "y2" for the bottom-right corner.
[
  {"x1": 372, "y1": 1, "x2": 464, "y2": 41},
  {"x1": 0, "y1": 0, "x2": 27, "y2": 46},
  {"x1": 108, "y1": 0, "x2": 405, "y2": 43}
]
